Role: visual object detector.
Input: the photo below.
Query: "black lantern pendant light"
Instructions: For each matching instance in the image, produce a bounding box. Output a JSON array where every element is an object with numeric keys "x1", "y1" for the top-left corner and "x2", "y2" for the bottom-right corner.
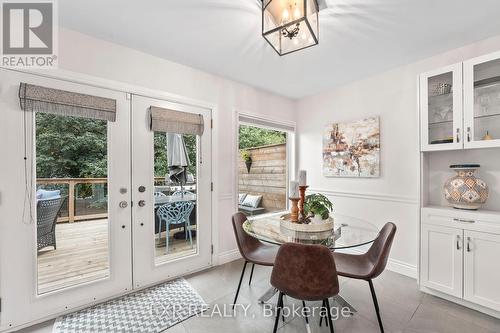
[{"x1": 262, "y1": 0, "x2": 319, "y2": 56}]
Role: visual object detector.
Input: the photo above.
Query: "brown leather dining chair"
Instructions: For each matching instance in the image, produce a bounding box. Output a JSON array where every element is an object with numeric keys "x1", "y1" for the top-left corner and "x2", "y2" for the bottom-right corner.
[
  {"x1": 333, "y1": 222, "x2": 397, "y2": 333},
  {"x1": 232, "y1": 212, "x2": 278, "y2": 308},
  {"x1": 271, "y1": 243, "x2": 340, "y2": 333}
]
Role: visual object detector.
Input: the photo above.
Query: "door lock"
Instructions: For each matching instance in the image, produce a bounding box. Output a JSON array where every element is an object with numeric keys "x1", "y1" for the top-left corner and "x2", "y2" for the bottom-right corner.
[
  {"x1": 138, "y1": 200, "x2": 146, "y2": 207},
  {"x1": 119, "y1": 201, "x2": 128, "y2": 208},
  {"x1": 138, "y1": 186, "x2": 146, "y2": 193}
]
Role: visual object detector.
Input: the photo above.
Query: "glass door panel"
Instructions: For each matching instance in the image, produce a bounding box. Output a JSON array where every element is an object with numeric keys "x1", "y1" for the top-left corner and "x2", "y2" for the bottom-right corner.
[
  {"x1": 427, "y1": 72, "x2": 454, "y2": 145},
  {"x1": 464, "y1": 52, "x2": 500, "y2": 148},
  {"x1": 132, "y1": 95, "x2": 212, "y2": 289},
  {"x1": 35, "y1": 113, "x2": 110, "y2": 294},
  {"x1": 420, "y1": 63, "x2": 463, "y2": 151},
  {"x1": 153, "y1": 132, "x2": 198, "y2": 265}
]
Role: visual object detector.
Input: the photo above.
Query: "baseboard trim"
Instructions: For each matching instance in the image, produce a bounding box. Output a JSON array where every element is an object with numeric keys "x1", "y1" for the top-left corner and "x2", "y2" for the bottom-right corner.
[
  {"x1": 308, "y1": 188, "x2": 418, "y2": 205},
  {"x1": 217, "y1": 249, "x2": 241, "y2": 265},
  {"x1": 386, "y1": 258, "x2": 418, "y2": 279}
]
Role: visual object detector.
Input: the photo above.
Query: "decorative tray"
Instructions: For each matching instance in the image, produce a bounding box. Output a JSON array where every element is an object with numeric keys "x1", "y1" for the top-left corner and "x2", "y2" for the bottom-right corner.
[{"x1": 279, "y1": 213, "x2": 334, "y2": 232}]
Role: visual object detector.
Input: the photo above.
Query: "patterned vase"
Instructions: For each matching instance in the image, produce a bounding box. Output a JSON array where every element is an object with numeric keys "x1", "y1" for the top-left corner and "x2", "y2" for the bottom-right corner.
[{"x1": 444, "y1": 164, "x2": 489, "y2": 210}]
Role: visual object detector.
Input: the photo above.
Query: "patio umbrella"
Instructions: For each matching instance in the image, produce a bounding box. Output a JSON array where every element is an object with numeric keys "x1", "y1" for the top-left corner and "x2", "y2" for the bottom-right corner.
[{"x1": 167, "y1": 133, "x2": 190, "y2": 187}]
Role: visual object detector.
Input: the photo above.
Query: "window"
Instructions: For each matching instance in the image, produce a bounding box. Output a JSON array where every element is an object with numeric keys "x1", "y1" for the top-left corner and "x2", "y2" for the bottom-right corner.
[{"x1": 237, "y1": 114, "x2": 295, "y2": 217}]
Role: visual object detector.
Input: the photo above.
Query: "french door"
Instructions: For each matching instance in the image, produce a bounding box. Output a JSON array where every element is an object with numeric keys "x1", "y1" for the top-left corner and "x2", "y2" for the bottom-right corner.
[
  {"x1": 0, "y1": 70, "x2": 212, "y2": 331},
  {"x1": 131, "y1": 95, "x2": 212, "y2": 288},
  {"x1": 0, "y1": 69, "x2": 133, "y2": 330}
]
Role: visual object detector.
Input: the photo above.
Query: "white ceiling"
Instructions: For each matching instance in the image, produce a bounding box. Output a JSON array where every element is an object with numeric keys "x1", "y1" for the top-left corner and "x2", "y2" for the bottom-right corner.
[{"x1": 60, "y1": 0, "x2": 500, "y2": 99}]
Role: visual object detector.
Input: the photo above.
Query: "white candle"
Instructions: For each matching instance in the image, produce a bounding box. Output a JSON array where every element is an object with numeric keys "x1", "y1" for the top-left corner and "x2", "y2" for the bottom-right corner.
[
  {"x1": 298, "y1": 170, "x2": 307, "y2": 186},
  {"x1": 289, "y1": 181, "x2": 299, "y2": 198}
]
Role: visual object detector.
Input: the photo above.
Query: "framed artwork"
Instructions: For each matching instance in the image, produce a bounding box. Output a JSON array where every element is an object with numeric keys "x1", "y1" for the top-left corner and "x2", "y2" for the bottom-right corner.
[{"x1": 323, "y1": 116, "x2": 380, "y2": 177}]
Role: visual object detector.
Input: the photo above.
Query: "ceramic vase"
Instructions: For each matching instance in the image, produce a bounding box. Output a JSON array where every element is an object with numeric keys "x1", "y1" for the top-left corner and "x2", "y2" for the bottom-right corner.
[{"x1": 444, "y1": 164, "x2": 489, "y2": 210}]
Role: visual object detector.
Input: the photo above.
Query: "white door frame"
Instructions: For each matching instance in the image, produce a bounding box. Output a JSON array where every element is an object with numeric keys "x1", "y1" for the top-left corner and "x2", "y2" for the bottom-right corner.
[{"x1": 131, "y1": 95, "x2": 213, "y2": 289}]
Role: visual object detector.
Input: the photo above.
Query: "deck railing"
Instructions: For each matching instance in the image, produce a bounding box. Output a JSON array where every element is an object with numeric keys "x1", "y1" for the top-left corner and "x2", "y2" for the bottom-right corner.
[{"x1": 37, "y1": 177, "x2": 168, "y2": 223}]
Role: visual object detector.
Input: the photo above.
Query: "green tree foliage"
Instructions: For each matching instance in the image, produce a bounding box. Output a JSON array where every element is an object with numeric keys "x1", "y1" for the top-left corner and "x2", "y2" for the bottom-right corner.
[
  {"x1": 154, "y1": 133, "x2": 197, "y2": 178},
  {"x1": 36, "y1": 113, "x2": 107, "y2": 178},
  {"x1": 238, "y1": 125, "x2": 286, "y2": 150}
]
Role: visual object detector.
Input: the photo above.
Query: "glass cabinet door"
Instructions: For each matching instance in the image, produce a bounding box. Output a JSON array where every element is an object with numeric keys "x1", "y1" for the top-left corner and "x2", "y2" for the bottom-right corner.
[
  {"x1": 464, "y1": 51, "x2": 500, "y2": 149},
  {"x1": 420, "y1": 63, "x2": 463, "y2": 151}
]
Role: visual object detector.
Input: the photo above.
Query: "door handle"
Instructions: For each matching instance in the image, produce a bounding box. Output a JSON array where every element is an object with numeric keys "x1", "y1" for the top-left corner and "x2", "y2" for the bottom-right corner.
[
  {"x1": 456, "y1": 128, "x2": 460, "y2": 143},
  {"x1": 467, "y1": 127, "x2": 471, "y2": 142},
  {"x1": 138, "y1": 200, "x2": 146, "y2": 207},
  {"x1": 453, "y1": 218, "x2": 475, "y2": 224},
  {"x1": 119, "y1": 201, "x2": 128, "y2": 208},
  {"x1": 456, "y1": 235, "x2": 462, "y2": 250},
  {"x1": 467, "y1": 237, "x2": 472, "y2": 252}
]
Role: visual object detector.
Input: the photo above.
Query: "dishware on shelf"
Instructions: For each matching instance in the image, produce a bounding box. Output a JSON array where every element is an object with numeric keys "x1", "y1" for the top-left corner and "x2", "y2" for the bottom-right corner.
[
  {"x1": 482, "y1": 131, "x2": 494, "y2": 140},
  {"x1": 434, "y1": 83, "x2": 452, "y2": 95},
  {"x1": 443, "y1": 164, "x2": 489, "y2": 210}
]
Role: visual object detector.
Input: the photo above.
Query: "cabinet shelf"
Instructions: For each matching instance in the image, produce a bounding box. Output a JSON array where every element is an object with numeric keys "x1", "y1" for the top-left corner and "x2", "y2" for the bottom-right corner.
[
  {"x1": 474, "y1": 112, "x2": 500, "y2": 120},
  {"x1": 429, "y1": 120, "x2": 453, "y2": 125},
  {"x1": 474, "y1": 76, "x2": 500, "y2": 88}
]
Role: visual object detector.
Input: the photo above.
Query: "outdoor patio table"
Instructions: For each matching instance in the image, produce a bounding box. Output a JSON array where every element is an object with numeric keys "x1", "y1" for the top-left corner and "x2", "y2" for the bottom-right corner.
[
  {"x1": 154, "y1": 194, "x2": 197, "y2": 206},
  {"x1": 243, "y1": 212, "x2": 380, "y2": 313}
]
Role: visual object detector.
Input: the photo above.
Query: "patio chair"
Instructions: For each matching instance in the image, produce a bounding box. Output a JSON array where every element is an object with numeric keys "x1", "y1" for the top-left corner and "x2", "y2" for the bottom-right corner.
[
  {"x1": 154, "y1": 192, "x2": 167, "y2": 197},
  {"x1": 156, "y1": 201, "x2": 195, "y2": 253},
  {"x1": 37, "y1": 197, "x2": 66, "y2": 251}
]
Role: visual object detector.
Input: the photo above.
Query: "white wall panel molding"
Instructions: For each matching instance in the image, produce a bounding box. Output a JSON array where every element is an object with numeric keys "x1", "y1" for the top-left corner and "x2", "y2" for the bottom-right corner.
[{"x1": 309, "y1": 188, "x2": 419, "y2": 205}]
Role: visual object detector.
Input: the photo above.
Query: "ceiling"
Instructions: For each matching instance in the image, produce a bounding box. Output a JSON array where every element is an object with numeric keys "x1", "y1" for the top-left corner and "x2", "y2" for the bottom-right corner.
[{"x1": 59, "y1": 0, "x2": 500, "y2": 99}]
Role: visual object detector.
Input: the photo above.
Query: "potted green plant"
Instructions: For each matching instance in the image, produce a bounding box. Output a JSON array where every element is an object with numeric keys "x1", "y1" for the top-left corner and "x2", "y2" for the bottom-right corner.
[
  {"x1": 241, "y1": 150, "x2": 252, "y2": 173},
  {"x1": 303, "y1": 193, "x2": 333, "y2": 224}
]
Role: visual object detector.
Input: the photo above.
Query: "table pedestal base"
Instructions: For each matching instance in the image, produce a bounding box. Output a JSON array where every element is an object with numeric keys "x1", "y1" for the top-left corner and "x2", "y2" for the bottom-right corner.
[{"x1": 258, "y1": 286, "x2": 357, "y2": 314}]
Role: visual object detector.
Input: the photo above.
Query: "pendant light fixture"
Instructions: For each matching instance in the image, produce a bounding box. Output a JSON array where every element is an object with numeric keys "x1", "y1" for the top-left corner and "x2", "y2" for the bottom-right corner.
[{"x1": 262, "y1": 0, "x2": 319, "y2": 56}]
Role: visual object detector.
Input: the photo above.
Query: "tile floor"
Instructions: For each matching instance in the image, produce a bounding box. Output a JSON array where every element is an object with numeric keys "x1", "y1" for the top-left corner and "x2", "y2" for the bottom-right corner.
[{"x1": 17, "y1": 259, "x2": 500, "y2": 333}]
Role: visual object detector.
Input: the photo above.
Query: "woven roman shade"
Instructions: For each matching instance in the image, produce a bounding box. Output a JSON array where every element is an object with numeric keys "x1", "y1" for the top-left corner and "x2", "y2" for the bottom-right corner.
[
  {"x1": 19, "y1": 83, "x2": 117, "y2": 121},
  {"x1": 150, "y1": 106, "x2": 204, "y2": 135}
]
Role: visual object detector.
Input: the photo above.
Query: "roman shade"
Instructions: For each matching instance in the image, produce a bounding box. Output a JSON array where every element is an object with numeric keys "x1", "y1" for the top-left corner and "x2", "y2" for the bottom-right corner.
[
  {"x1": 150, "y1": 106, "x2": 204, "y2": 136},
  {"x1": 19, "y1": 83, "x2": 117, "y2": 121}
]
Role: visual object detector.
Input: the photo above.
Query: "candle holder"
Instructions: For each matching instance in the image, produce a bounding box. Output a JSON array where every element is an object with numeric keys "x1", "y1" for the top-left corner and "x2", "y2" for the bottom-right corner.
[
  {"x1": 289, "y1": 197, "x2": 300, "y2": 223},
  {"x1": 298, "y1": 186, "x2": 308, "y2": 213}
]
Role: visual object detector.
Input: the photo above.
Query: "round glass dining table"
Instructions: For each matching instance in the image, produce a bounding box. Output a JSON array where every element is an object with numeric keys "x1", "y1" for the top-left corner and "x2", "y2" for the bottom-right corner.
[
  {"x1": 243, "y1": 212, "x2": 380, "y2": 312},
  {"x1": 243, "y1": 212, "x2": 380, "y2": 250}
]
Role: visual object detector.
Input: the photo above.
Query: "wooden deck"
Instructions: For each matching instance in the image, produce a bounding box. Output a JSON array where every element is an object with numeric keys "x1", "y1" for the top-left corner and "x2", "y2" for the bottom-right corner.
[{"x1": 37, "y1": 219, "x2": 197, "y2": 294}]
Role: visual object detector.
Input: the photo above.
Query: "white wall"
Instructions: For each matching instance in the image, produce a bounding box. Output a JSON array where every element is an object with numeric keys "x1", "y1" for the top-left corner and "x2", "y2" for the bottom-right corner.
[
  {"x1": 296, "y1": 34, "x2": 500, "y2": 278},
  {"x1": 55, "y1": 28, "x2": 297, "y2": 261}
]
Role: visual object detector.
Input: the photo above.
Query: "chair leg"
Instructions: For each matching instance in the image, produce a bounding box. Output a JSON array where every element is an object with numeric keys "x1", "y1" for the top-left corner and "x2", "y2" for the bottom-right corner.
[
  {"x1": 369, "y1": 280, "x2": 384, "y2": 333},
  {"x1": 325, "y1": 298, "x2": 335, "y2": 333},
  {"x1": 302, "y1": 301, "x2": 309, "y2": 325},
  {"x1": 186, "y1": 219, "x2": 193, "y2": 249},
  {"x1": 248, "y1": 263, "x2": 255, "y2": 286},
  {"x1": 319, "y1": 299, "x2": 328, "y2": 327},
  {"x1": 273, "y1": 292, "x2": 284, "y2": 333},
  {"x1": 233, "y1": 261, "x2": 248, "y2": 309},
  {"x1": 165, "y1": 222, "x2": 170, "y2": 254}
]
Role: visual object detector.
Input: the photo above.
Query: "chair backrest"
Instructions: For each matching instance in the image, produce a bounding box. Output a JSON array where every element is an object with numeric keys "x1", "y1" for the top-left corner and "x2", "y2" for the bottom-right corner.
[
  {"x1": 232, "y1": 212, "x2": 263, "y2": 260},
  {"x1": 37, "y1": 197, "x2": 65, "y2": 236},
  {"x1": 271, "y1": 242, "x2": 339, "y2": 301},
  {"x1": 366, "y1": 222, "x2": 397, "y2": 279},
  {"x1": 154, "y1": 192, "x2": 167, "y2": 198},
  {"x1": 157, "y1": 201, "x2": 194, "y2": 226}
]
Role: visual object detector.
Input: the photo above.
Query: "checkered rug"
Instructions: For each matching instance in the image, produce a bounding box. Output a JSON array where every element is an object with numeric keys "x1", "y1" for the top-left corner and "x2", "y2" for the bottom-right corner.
[{"x1": 53, "y1": 279, "x2": 206, "y2": 333}]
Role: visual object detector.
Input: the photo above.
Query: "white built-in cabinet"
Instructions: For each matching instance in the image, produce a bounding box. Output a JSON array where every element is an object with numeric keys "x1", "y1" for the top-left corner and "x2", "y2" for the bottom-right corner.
[
  {"x1": 420, "y1": 50, "x2": 500, "y2": 151},
  {"x1": 421, "y1": 207, "x2": 500, "y2": 314}
]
